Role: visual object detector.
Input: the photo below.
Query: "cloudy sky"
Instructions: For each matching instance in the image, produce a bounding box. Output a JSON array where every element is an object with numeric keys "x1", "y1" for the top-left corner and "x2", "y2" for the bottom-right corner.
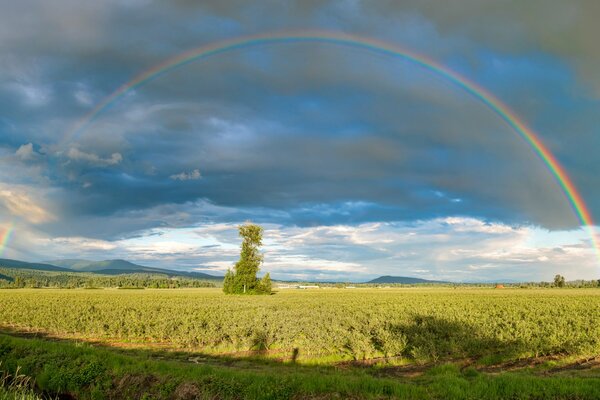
[{"x1": 1, "y1": 0, "x2": 599, "y2": 282}]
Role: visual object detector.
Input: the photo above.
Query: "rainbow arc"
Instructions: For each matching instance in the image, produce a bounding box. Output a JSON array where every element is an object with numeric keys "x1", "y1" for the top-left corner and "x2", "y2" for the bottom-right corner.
[
  {"x1": 60, "y1": 30, "x2": 599, "y2": 262},
  {"x1": 0, "y1": 222, "x2": 14, "y2": 257}
]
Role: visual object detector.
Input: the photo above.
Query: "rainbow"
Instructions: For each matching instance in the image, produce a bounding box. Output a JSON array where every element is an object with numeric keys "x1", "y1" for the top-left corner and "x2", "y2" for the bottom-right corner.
[
  {"x1": 0, "y1": 222, "x2": 14, "y2": 257},
  {"x1": 63, "y1": 30, "x2": 599, "y2": 261}
]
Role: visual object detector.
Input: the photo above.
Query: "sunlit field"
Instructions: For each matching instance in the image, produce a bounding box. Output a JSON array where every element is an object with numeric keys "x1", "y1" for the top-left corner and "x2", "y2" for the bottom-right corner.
[
  {"x1": 2, "y1": 288, "x2": 600, "y2": 363},
  {"x1": 0, "y1": 288, "x2": 600, "y2": 363},
  {"x1": 2, "y1": 287, "x2": 600, "y2": 399}
]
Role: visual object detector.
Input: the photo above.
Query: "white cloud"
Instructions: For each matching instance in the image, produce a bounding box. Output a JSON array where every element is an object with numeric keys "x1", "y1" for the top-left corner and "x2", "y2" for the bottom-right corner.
[
  {"x1": 0, "y1": 185, "x2": 55, "y2": 224},
  {"x1": 15, "y1": 143, "x2": 38, "y2": 161},
  {"x1": 124, "y1": 241, "x2": 197, "y2": 256},
  {"x1": 42, "y1": 236, "x2": 117, "y2": 251},
  {"x1": 67, "y1": 147, "x2": 122, "y2": 166},
  {"x1": 74, "y1": 89, "x2": 93, "y2": 106},
  {"x1": 265, "y1": 255, "x2": 366, "y2": 273},
  {"x1": 8, "y1": 216, "x2": 597, "y2": 282},
  {"x1": 170, "y1": 169, "x2": 201, "y2": 181},
  {"x1": 7, "y1": 82, "x2": 51, "y2": 106}
]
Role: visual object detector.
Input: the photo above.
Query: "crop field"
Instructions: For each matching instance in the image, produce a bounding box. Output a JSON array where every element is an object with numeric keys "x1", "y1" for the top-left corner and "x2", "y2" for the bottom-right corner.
[
  {"x1": 2, "y1": 288, "x2": 600, "y2": 399},
  {"x1": 10, "y1": 232, "x2": 600, "y2": 399},
  {"x1": 2, "y1": 288, "x2": 600, "y2": 364}
]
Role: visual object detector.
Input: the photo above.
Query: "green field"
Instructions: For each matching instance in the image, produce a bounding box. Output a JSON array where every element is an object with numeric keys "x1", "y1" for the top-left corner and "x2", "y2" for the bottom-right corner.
[
  {"x1": 2, "y1": 288, "x2": 600, "y2": 361},
  {"x1": 1, "y1": 288, "x2": 600, "y2": 399}
]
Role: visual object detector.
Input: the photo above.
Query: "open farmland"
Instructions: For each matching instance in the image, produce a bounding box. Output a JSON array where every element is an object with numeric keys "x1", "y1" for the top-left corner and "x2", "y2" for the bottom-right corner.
[
  {"x1": 2, "y1": 288, "x2": 600, "y2": 363},
  {"x1": 2, "y1": 288, "x2": 600, "y2": 398}
]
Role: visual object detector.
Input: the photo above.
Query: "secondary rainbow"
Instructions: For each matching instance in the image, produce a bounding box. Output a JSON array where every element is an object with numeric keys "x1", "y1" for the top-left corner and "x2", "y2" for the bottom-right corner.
[
  {"x1": 0, "y1": 222, "x2": 14, "y2": 257},
  {"x1": 63, "y1": 30, "x2": 599, "y2": 261}
]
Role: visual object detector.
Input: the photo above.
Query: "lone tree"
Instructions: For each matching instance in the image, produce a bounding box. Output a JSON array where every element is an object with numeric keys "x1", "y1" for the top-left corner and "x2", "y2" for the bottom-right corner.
[
  {"x1": 554, "y1": 274, "x2": 566, "y2": 288},
  {"x1": 223, "y1": 223, "x2": 272, "y2": 295}
]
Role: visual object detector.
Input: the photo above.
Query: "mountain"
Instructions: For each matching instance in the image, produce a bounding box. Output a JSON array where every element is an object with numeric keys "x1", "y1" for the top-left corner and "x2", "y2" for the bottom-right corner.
[
  {"x1": 48, "y1": 259, "x2": 155, "y2": 272},
  {"x1": 93, "y1": 268, "x2": 221, "y2": 280},
  {"x1": 47, "y1": 259, "x2": 222, "y2": 280},
  {"x1": 366, "y1": 275, "x2": 449, "y2": 284},
  {"x1": 0, "y1": 258, "x2": 72, "y2": 272},
  {"x1": 44, "y1": 259, "x2": 103, "y2": 271}
]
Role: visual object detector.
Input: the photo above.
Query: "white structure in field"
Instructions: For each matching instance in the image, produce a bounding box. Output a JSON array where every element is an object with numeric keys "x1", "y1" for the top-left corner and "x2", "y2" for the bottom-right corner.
[{"x1": 276, "y1": 284, "x2": 320, "y2": 289}]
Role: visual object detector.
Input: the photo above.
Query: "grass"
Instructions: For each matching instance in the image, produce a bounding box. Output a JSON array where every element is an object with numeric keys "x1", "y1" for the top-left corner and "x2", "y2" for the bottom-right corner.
[
  {"x1": 0, "y1": 387, "x2": 42, "y2": 400},
  {"x1": 2, "y1": 288, "x2": 600, "y2": 398},
  {"x1": 2, "y1": 288, "x2": 600, "y2": 364},
  {"x1": 1, "y1": 333, "x2": 600, "y2": 399},
  {"x1": 0, "y1": 364, "x2": 42, "y2": 400},
  {"x1": 0, "y1": 334, "x2": 424, "y2": 399}
]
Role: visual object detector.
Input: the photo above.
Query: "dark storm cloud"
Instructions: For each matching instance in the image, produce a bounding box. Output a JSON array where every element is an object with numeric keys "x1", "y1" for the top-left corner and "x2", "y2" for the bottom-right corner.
[
  {"x1": 0, "y1": 0, "x2": 598, "y2": 243},
  {"x1": 54, "y1": 50, "x2": 575, "y2": 229}
]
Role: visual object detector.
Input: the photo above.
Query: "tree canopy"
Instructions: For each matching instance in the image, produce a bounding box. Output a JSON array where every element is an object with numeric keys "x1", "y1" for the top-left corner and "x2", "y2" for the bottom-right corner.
[{"x1": 223, "y1": 223, "x2": 271, "y2": 295}]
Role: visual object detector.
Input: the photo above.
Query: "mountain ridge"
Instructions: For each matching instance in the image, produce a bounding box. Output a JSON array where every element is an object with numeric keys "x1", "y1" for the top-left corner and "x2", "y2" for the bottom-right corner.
[
  {"x1": 2, "y1": 258, "x2": 222, "y2": 280},
  {"x1": 48, "y1": 259, "x2": 223, "y2": 280},
  {"x1": 0, "y1": 258, "x2": 72, "y2": 272}
]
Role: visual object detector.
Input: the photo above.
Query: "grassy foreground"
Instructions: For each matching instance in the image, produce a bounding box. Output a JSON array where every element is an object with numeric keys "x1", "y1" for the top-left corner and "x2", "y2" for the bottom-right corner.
[
  {"x1": 0, "y1": 386, "x2": 42, "y2": 400},
  {"x1": 2, "y1": 288, "x2": 600, "y2": 398},
  {"x1": 2, "y1": 334, "x2": 600, "y2": 399},
  {"x1": 0, "y1": 363, "x2": 42, "y2": 400}
]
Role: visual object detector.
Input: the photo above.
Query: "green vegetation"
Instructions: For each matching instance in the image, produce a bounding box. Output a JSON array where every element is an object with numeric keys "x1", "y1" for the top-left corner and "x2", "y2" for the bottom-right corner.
[
  {"x1": 1, "y1": 288, "x2": 600, "y2": 363},
  {"x1": 223, "y1": 223, "x2": 271, "y2": 295},
  {"x1": 0, "y1": 387, "x2": 41, "y2": 400},
  {"x1": 2, "y1": 330, "x2": 600, "y2": 399},
  {"x1": 0, "y1": 364, "x2": 42, "y2": 400},
  {"x1": 2, "y1": 288, "x2": 600, "y2": 398},
  {"x1": 0, "y1": 268, "x2": 216, "y2": 289}
]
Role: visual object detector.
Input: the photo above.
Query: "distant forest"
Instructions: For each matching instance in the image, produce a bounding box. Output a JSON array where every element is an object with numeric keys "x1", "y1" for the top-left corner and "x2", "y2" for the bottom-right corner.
[{"x1": 0, "y1": 268, "x2": 216, "y2": 289}]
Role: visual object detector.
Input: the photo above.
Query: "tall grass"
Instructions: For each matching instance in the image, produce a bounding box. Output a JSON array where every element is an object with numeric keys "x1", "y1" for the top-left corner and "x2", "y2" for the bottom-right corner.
[
  {"x1": 0, "y1": 364, "x2": 42, "y2": 400},
  {"x1": 2, "y1": 334, "x2": 600, "y2": 399}
]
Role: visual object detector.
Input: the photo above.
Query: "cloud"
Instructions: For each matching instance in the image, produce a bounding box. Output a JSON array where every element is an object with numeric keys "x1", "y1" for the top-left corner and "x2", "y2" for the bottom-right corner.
[
  {"x1": 66, "y1": 147, "x2": 123, "y2": 166},
  {"x1": 0, "y1": 185, "x2": 55, "y2": 224},
  {"x1": 74, "y1": 88, "x2": 93, "y2": 106},
  {"x1": 15, "y1": 143, "x2": 39, "y2": 161},
  {"x1": 6, "y1": 81, "x2": 51, "y2": 106},
  {"x1": 41, "y1": 236, "x2": 118, "y2": 251},
  {"x1": 12, "y1": 218, "x2": 596, "y2": 282},
  {"x1": 170, "y1": 169, "x2": 201, "y2": 181},
  {"x1": 394, "y1": 0, "x2": 600, "y2": 95}
]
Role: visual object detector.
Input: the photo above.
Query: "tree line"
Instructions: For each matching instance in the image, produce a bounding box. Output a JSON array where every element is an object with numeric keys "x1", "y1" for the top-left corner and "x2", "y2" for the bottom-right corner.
[{"x1": 0, "y1": 268, "x2": 215, "y2": 289}]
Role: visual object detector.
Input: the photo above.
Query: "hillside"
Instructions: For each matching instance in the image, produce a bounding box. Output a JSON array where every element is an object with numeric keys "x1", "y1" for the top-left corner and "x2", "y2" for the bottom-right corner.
[
  {"x1": 48, "y1": 259, "x2": 156, "y2": 272},
  {"x1": 366, "y1": 275, "x2": 449, "y2": 284},
  {"x1": 43, "y1": 259, "x2": 103, "y2": 271},
  {"x1": 47, "y1": 259, "x2": 222, "y2": 280},
  {"x1": 0, "y1": 258, "x2": 72, "y2": 272}
]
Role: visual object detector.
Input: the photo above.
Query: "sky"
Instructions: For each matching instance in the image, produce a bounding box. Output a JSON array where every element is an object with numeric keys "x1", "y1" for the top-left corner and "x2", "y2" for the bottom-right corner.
[{"x1": 1, "y1": 0, "x2": 599, "y2": 282}]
